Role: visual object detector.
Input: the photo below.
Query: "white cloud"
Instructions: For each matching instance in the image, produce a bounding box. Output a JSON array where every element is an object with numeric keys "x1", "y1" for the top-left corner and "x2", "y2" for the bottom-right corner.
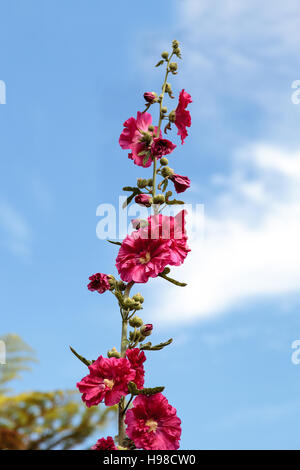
[
  {"x1": 151, "y1": 143, "x2": 300, "y2": 324},
  {"x1": 0, "y1": 202, "x2": 32, "y2": 257}
]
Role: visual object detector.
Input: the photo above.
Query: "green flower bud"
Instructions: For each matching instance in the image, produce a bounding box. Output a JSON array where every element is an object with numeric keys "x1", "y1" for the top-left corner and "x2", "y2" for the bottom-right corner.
[
  {"x1": 168, "y1": 110, "x2": 176, "y2": 123},
  {"x1": 153, "y1": 194, "x2": 165, "y2": 204},
  {"x1": 129, "y1": 315, "x2": 144, "y2": 328},
  {"x1": 132, "y1": 293, "x2": 144, "y2": 304},
  {"x1": 172, "y1": 39, "x2": 180, "y2": 49},
  {"x1": 137, "y1": 178, "x2": 148, "y2": 189},
  {"x1": 163, "y1": 267, "x2": 171, "y2": 274},
  {"x1": 123, "y1": 298, "x2": 137, "y2": 309},
  {"x1": 108, "y1": 347, "x2": 121, "y2": 358},
  {"x1": 147, "y1": 178, "x2": 153, "y2": 186},
  {"x1": 165, "y1": 83, "x2": 172, "y2": 93},
  {"x1": 161, "y1": 106, "x2": 168, "y2": 114},
  {"x1": 169, "y1": 62, "x2": 178, "y2": 72},
  {"x1": 160, "y1": 157, "x2": 169, "y2": 166},
  {"x1": 161, "y1": 166, "x2": 174, "y2": 178},
  {"x1": 161, "y1": 51, "x2": 169, "y2": 59},
  {"x1": 116, "y1": 281, "x2": 126, "y2": 291},
  {"x1": 107, "y1": 275, "x2": 116, "y2": 288},
  {"x1": 148, "y1": 125, "x2": 154, "y2": 132}
]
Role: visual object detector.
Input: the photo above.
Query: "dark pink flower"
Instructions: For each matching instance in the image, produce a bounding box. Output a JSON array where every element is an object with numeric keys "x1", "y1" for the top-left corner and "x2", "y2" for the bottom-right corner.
[
  {"x1": 119, "y1": 112, "x2": 161, "y2": 168},
  {"x1": 126, "y1": 348, "x2": 146, "y2": 389},
  {"x1": 151, "y1": 138, "x2": 176, "y2": 158},
  {"x1": 175, "y1": 89, "x2": 192, "y2": 144},
  {"x1": 140, "y1": 324, "x2": 153, "y2": 337},
  {"x1": 87, "y1": 273, "x2": 111, "y2": 294},
  {"x1": 125, "y1": 393, "x2": 181, "y2": 450},
  {"x1": 116, "y1": 211, "x2": 190, "y2": 283},
  {"x1": 116, "y1": 231, "x2": 170, "y2": 283},
  {"x1": 170, "y1": 174, "x2": 191, "y2": 193},
  {"x1": 144, "y1": 92, "x2": 157, "y2": 103},
  {"x1": 92, "y1": 436, "x2": 116, "y2": 450},
  {"x1": 77, "y1": 356, "x2": 135, "y2": 407},
  {"x1": 134, "y1": 194, "x2": 152, "y2": 207}
]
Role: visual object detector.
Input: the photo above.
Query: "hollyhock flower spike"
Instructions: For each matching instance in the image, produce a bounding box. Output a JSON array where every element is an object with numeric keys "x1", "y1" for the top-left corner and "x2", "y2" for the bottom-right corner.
[
  {"x1": 125, "y1": 393, "x2": 181, "y2": 450},
  {"x1": 92, "y1": 436, "x2": 117, "y2": 450},
  {"x1": 73, "y1": 39, "x2": 192, "y2": 450}
]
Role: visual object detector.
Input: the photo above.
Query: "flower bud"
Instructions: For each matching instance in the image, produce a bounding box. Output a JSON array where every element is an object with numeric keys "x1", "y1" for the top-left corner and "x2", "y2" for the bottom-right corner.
[
  {"x1": 116, "y1": 280, "x2": 126, "y2": 290},
  {"x1": 129, "y1": 330, "x2": 140, "y2": 342},
  {"x1": 148, "y1": 125, "x2": 154, "y2": 132},
  {"x1": 132, "y1": 293, "x2": 144, "y2": 304},
  {"x1": 123, "y1": 298, "x2": 138, "y2": 310},
  {"x1": 144, "y1": 91, "x2": 157, "y2": 103},
  {"x1": 160, "y1": 157, "x2": 169, "y2": 166},
  {"x1": 135, "y1": 193, "x2": 152, "y2": 208},
  {"x1": 108, "y1": 347, "x2": 121, "y2": 358},
  {"x1": 147, "y1": 178, "x2": 153, "y2": 186},
  {"x1": 161, "y1": 106, "x2": 168, "y2": 114},
  {"x1": 153, "y1": 194, "x2": 165, "y2": 204},
  {"x1": 172, "y1": 39, "x2": 180, "y2": 49},
  {"x1": 129, "y1": 315, "x2": 144, "y2": 328},
  {"x1": 140, "y1": 324, "x2": 153, "y2": 337},
  {"x1": 161, "y1": 166, "x2": 174, "y2": 178},
  {"x1": 161, "y1": 51, "x2": 169, "y2": 59},
  {"x1": 169, "y1": 62, "x2": 178, "y2": 72},
  {"x1": 168, "y1": 110, "x2": 176, "y2": 122},
  {"x1": 137, "y1": 178, "x2": 148, "y2": 189}
]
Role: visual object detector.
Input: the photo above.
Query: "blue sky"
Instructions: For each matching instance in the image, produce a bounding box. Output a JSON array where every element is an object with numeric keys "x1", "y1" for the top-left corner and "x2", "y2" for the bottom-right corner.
[{"x1": 1, "y1": 0, "x2": 300, "y2": 449}]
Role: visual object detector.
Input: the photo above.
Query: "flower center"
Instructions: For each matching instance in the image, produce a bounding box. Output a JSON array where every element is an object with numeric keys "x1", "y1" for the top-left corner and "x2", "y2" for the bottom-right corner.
[
  {"x1": 139, "y1": 251, "x2": 151, "y2": 264},
  {"x1": 103, "y1": 378, "x2": 115, "y2": 390},
  {"x1": 145, "y1": 419, "x2": 158, "y2": 433}
]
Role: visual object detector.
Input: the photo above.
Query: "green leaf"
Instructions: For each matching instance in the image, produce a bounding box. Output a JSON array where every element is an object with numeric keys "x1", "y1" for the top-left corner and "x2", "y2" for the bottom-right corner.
[
  {"x1": 107, "y1": 240, "x2": 121, "y2": 246},
  {"x1": 155, "y1": 60, "x2": 164, "y2": 67},
  {"x1": 158, "y1": 272, "x2": 187, "y2": 287},
  {"x1": 140, "y1": 338, "x2": 173, "y2": 351},
  {"x1": 128, "y1": 381, "x2": 165, "y2": 396},
  {"x1": 69, "y1": 346, "x2": 92, "y2": 367}
]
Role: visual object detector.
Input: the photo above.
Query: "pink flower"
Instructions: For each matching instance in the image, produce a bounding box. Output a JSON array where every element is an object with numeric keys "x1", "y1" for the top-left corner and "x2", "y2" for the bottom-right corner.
[
  {"x1": 175, "y1": 89, "x2": 192, "y2": 144},
  {"x1": 134, "y1": 194, "x2": 152, "y2": 207},
  {"x1": 77, "y1": 356, "x2": 135, "y2": 407},
  {"x1": 116, "y1": 211, "x2": 190, "y2": 283},
  {"x1": 151, "y1": 138, "x2": 176, "y2": 158},
  {"x1": 144, "y1": 92, "x2": 157, "y2": 103},
  {"x1": 126, "y1": 348, "x2": 146, "y2": 389},
  {"x1": 119, "y1": 112, "x2": 162, "y2": 167},
  {"x1": 125, "y1": 393, "x2": 181, "y2": 450},
  {"x1": 87, "y1": 273, "x2": 111, "y2": 294},
  {"x1": 146, "y1": 210, "x2": 190, "y2": 267},
  {"x1": 92, "y1": 436, "x2": 116, "y2": 450},
  {"x1": 170, "y1": 174, "x2": 191, "y2": 193},
  {"x1": 116, "y1": 231, "x2": 170, "y2": 283}
]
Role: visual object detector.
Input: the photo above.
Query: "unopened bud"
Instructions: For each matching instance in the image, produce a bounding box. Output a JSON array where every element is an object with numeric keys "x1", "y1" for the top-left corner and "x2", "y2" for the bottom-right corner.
[
  {"x1": 137, "y1": 178, "x2": 148, "y2": 189},
  {"x1": 161, "y1": 166, "x2": 174, "y2": 178},
  {"x1": 168, "y1": 110, "x2": 176, "y2": 123},
  {"x1": 123, "y1": 298, "x2": 137, "y2": 310},
  {"x1": 147, "y1": 178, "x2": 153, "y2": 186},
  {"x1": 161, "y1": 51, "x2": 169, "y2": 59},
  {"x1": 144, "y1": 91, "x2": 157, "y2": 103},
  {"x1": 169, "y1": 62, "x2": 178, "y2": 72},
  {"x1": 172, "y1": 40, "x2": 180, "y2": 49},
  {"x1": 153, "y1": 194, "x2": 165, "y2": 204},
  {"x1": 161, "y1": 106, "x2": 168, "y2": 114},
  {"x1": 160, "y1": 157, "x2": 169, "y2": 166},
  {"x1": 108, "y1": 347, "x2": 121, "y2": 358},
  {"x1": 148, "y1": 125, "x2": 154, "y2": 132},
  {"x1": 133, "y1": 293, "x2": 144, "y2": 304},
  {"x1": 129, "y1": 316, "x2": 144, "y2": 328}
]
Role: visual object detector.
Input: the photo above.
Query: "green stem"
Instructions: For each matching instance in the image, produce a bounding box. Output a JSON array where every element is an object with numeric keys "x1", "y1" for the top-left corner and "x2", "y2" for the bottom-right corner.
[
  {"x1": 152, "y1": 52, "x2": 173, "y2": 214},
  {"x1": 118, "y1": 281, "x2": 134, "y2": 446}
]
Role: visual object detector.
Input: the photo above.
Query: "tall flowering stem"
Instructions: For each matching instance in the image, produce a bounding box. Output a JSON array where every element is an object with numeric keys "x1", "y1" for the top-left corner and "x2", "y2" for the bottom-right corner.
[{"x1": 73, "y1": 40, "x2": 193, "y2": 451}]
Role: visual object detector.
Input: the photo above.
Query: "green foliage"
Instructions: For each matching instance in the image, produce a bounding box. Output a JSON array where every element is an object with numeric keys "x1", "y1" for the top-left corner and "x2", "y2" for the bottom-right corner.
[{"x1": 0, "y1": 334, "x2": 116, "y2": 450}]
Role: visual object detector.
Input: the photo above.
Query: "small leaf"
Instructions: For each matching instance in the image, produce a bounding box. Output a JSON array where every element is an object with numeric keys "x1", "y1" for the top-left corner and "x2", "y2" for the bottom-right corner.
[
  {"x1": 128, "y1": 381, "x2": 165, "y2": 396},
  {"x1": 140, "y1": 338, "x2": 173, "y2": 351},
  {"x1": 155, "y1": 60, "x2": 164, "y2": 67},
  {"x1": 69, "y1": 346, "x2": 92, "y2": 367},
  {"x1": 107, "y1": 240, "x2": 122, "y2": 246}
]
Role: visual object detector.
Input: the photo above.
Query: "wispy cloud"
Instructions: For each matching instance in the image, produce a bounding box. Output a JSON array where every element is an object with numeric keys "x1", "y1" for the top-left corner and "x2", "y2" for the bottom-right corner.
[
  {"x1": 151, "y1": 143, "x2": 300, "y2": 324},
  {"x1": 0, "y1": 201, "x2": 32, "y2": 257}
]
